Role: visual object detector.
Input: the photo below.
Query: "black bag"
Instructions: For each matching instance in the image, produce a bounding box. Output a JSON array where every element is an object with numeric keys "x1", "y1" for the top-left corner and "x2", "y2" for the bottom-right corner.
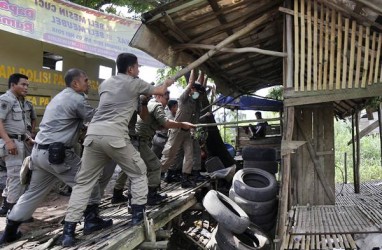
[{"x1": 48, "y1": 142, "x2": 66, "y2": 164}]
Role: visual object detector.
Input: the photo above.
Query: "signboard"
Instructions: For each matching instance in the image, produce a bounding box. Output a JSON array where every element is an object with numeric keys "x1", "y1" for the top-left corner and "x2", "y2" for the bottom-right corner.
[{"x1": 0, "y1": 0, "x2": 164, "y2": 68}]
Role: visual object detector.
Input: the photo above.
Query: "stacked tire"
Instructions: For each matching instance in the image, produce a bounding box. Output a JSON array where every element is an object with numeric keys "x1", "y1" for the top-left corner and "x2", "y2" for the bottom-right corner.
[
  {"x1": 241, "y1": 147, "x2": 278, "y2": 175},
  {"x1": 229, "y1": 168, "x2": 278, "y2": 233},
  {"x1": 203, "y1": 190, "x2": 272, "y2": 249}
]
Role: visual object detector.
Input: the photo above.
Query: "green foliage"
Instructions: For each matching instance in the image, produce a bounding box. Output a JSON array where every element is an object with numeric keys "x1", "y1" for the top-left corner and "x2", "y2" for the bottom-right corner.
[
  {"x1": 335, "y1": 119, "x2": 382, "y2": 183},
  {"x1": 156, "y1": 67, "x2": 187, "y2": 87},
  {"x1": 69, "y1": 0, "x2": 171, "y2": 13},
  {"x1": 266, "y1": 86, "x2": 284, "y2": 100}
]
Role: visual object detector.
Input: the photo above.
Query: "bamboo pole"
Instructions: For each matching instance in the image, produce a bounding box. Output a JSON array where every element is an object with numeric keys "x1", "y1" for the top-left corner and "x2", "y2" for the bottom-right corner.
[
  {"x1": 171, "y1": 12, "x2": 273, "y2": 81},
  {"x1": 299, "y1": 0, "x2": 305, "y2": 92},
  {"x1": 174, "y1": 44, "x2": 287, "y2": 57},
  {"x1": 313, "y1": 0, "x2": 318, "y2": 91},
  {"x1": 286, "y1": 1, "x2": 294, "y2": 88},
  {"x1": 328, "y1": 9, "x2": 336, "y2": 90},
  {"x1": 294, "y1": 0, "x2": 299, "y2": 91},
  {"x1": 354, "y1": 25, "x2": 363, "y2": 88},
  {"x1": 342, "y1": 18, "x2": 349, "y2": 89},
  {"x1": 323, "y1": 8, "x2": 330, "y2": 90},
  {"x1": 368, "y1": 32, "x2": 376, "y2": 85},
  {"x1": 335, "y1": 12, "x2": 342, "y2": 90},
  {"x1": 318, "y1": 3, "x2": 324, "y2": 90},
  {"x1": 374, "y1": 34, "x2": 382, "y2": 83},
  {"x1": 195, "y1": 118, "x2": 281, "y2": 127},
  {"x1": 307, "y1": 0, "x2": 312, "y2": 91},
  {"x1": 361, "y1": 26, "x2": 370, "y2": 88},
  {"x1": 348, "y1": 21, "x2": 356, "y2": 88}
]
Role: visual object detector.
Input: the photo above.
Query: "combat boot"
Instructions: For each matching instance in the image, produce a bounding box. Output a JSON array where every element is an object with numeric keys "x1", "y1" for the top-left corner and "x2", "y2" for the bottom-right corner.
[
  {"x1": 62, "y1": 221, "x2": 77, "y2": 247},
  {"x1": 111, "y1": 188, "x2": 129, "y2": 204},
  {"x1": 164, "y1": 169, "x2": 182, "y2": 183},
  {"x1": 191, "y1": 170, "x2": 208, "y2": 183},
  {"x1": 181, "y1": 173, "x2": 196, "y2": 188},
  {"x1": 83, "y1": 204, "x2": 113, "y2": 235},
  {"x1": 0, "y1": 199, "x2": 14, "y2": 217},
  {"x1": 131, "y1": 204, "x2": 146, "y2": 225},
  {"x1": 0, "y1": 219, "x2": 22, "y2": 244},
  {"x1": 147, "y1": 187, "x2": 167, "y2": 206}
]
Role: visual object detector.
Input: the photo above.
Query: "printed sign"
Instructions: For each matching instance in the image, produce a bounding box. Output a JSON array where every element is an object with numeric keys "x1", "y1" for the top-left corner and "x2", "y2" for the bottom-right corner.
[{"x1": 0, "y1": 0, "x2": 164, "y2": 68}]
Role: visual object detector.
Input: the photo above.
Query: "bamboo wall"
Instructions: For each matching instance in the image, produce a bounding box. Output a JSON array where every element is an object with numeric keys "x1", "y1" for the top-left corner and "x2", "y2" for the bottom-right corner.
[{"x1": 293, "y1": 0, "x2": 382, "y2": 92}]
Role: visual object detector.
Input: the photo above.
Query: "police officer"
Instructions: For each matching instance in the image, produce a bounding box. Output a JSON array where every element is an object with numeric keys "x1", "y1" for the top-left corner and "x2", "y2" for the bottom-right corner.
[
  {"x1": 0, "y1": 73, "x2": 29, "y2": 216},
  {"x1": 62, "y1": 53, "x2": 174, "y2": 247},
  {"x1": 135, "y1": 90, "x2": 194, "y2": 205},
  {"x1": 0, "y1": 69, "x2": 112, "y2": 244},
  {"x1": 161, "y1": 70, "x2": 207, "y2": 188}
]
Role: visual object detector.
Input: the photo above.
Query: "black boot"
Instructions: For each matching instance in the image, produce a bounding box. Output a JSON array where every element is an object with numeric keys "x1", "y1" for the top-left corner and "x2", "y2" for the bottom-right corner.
[
  {"x1": 181, "y1": 173, "x2": 196, "y2": 188},
  {"x1": 0, "y1": 219, "x2": 22, "y2": 244},
  {"x1": 62, "y1": 221, "x2": 77, "y2": 247},
  {"x1": 111, "y1": 188, "x2": 129, "y2": 204},
  {"x1": 191, "y1": 170, "x2": 208, "y2": 183},
  {"x1": 147, "y1": 187, "x2": 167, "y2": 206},
  {"x1": 0, "y1": 199, "x2": 14, "y2": 217},
  {"x1": 83, "y1": 204, "x2": 113, "y2": 235},
  {"x1": 164, "y1": 170, "x2": 182, "y2": 183},
  {"x1": 130, "y1": 204, "x2": 145, "y2": 225}
]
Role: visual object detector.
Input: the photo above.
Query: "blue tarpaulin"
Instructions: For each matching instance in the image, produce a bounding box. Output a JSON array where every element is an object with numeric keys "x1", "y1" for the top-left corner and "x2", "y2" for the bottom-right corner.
[{"x1": 215, "y1": 95, "x2": 283, "y2": 112}]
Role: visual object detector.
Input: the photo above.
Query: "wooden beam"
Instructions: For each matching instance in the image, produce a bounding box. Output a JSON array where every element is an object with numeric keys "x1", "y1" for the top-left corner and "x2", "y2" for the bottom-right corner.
[
  {"x1": 354, "y1": 0, "x2": 382, "y2": 15},
  {"x1": 174, "y1": 44, "x2": 287, "y2": 57},
  {"x1": 283, "y1": 83, "x2": 382, "y2": 106},
  {"x1": 347, "y1": 120, "x2": 379, "y2": 145}
]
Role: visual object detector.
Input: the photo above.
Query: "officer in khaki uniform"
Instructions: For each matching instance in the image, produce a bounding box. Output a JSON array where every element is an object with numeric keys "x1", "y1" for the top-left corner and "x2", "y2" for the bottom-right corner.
[
  {"x1": 62, "y1": 53, "x2": 174, "y2": 247},
  {"x1": 0, "y1": 73, "x2": 29, "y2": 216},
  {"x1": 135, "y1": 90, "x2": 194, "y2": 205},
  {"x1": 0, "y1": 69, "x2": 113, "y2": 245},
  {"x1": 161, "y1": 71, "x2": 206, "y2": 188}
]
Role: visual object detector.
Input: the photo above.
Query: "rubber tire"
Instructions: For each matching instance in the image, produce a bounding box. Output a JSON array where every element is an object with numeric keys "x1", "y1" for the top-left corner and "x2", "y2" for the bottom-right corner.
[
  {"x1": 242, "y1": 147, "x2": 276, "y2": 161},
  {"x1": 228, "y1": 188, "x2": 277, "y2": 216},
  {"x1": 203, "y1": 190, "x2": 250, "y2": 234},
  {"x1": 233, "y1": 169, "x2": 278, "y2": 202},
  {"x1": 216, "y1": 222, "x2": 272, "y2": 250},
  {"x1": 243, "y1": 161, "x2": 278, "y2": 174}
]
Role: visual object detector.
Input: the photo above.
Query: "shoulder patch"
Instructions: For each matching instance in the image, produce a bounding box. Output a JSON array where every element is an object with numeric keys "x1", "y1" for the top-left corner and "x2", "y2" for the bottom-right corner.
[{"x1": 1, "y1": 102, "x2": 8, "y2": 110}]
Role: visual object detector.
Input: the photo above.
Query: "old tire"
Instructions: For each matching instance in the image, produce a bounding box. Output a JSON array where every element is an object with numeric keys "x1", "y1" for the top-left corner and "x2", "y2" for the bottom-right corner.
[
  {"x1": 228, "y1": 188, "x2": 277, "y2": 216},
  {"x1": 242, "y1": 147, "x2": 276, "y2": 161},
  {"x1": 203, "y1": 190, "x2": 250, "y2": 234},
  {"x1": 216, "y1": 222, "x2": 272, "y2": 250},
  {"x1": 243, "y1": 161, "x2": 278, "y2": 175},
  {"x1": 233, "y1": 169, "x2": 277, "y2": 202}
]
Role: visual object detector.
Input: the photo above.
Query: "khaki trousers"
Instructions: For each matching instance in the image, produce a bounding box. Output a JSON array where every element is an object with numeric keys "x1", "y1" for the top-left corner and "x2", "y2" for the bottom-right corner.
[{"x1": 65, "y1": 135, "x2": 147, "y2": 222}]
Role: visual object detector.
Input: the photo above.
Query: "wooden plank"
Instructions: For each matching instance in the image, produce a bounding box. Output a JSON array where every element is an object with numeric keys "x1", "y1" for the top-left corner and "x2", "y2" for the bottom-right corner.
[
  {"x1": 361, "y1": 26, "x2": 370, "y2": 88},
  {"x1": 354, "y1": 25, "x2": 363, "y2": 88},
  {"x1": 307, "y1": 0, "x2": 312, "y2": 91},
  {"x1": 342, "y1": 18, "x2": 349, "y2": 89},
  {"x1": 375, "y1": 34, "x2": 382, "y2": 82},
  {"x1": 300, "y1": 0, "x2": 305, "y2": 91},
  {"x1": 323, "y1": 8, "x2": 330, "y2": 90},
  {"x1": 294, "y1": 0, "x2": 300, "y2": 91},
  {"x1": 318, "y1": 3, "x2": 324, "y2": 90},
  {"x1": 368, "y1": 32, "x2": 376, "y2": 85},
  {"x1": 313, "y1": 0, "x2": 318, "y2": 91},
  {"x1": 328, "y1": 8, "x2": 336, "y2": 90},
  {"x1": 348, "y1": 21, "x2": 356, "y2": 88},
  {"x1": 335, "y1": 12, "x2": 342, "y2": 90}
]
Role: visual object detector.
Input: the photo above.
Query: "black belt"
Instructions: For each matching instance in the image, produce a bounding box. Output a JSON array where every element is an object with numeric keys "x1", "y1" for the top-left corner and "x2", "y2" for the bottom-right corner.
[
  {"x1": 37, "y1": 144, "x2": 72, "y2": 150},
  {"x1": 8, "y1": 134, "x2": 26, "y2": 141},
  {"x1": 156, "y1": 133, "x2": 168, "y2": 139}
]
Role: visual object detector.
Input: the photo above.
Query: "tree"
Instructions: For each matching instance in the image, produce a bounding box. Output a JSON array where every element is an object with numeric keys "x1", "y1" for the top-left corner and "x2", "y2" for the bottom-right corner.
[{"x1": 69, "y1": 0, "x2": 171, "y2": 14}]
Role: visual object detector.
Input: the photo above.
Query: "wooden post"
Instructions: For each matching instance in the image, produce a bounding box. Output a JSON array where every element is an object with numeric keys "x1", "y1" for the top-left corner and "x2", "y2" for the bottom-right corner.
[{"x1": 379, "y1": 103, "x2": 382, "y2": 167}]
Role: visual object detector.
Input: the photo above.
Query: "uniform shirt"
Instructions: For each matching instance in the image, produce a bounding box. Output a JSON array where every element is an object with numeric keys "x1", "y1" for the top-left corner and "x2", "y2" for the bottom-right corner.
[
  {"x1": 0, "y1": 90, "x2": 26, "y2": 135},
  {"x1": 87, "y1": 73, "x2": 154, "y2": 138},
  {"x1": 23, "y1": 100, "x2": 36, "y2": 132},
  {"x1": 175, "y1": 88, "x2": 201, "y2": 124},
  {"x1": 135, "y1": 99, "x2": 168, "y2": 140},
  {"x1": 35, "y1": 87, "x2": 95, "y2": 147}
]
